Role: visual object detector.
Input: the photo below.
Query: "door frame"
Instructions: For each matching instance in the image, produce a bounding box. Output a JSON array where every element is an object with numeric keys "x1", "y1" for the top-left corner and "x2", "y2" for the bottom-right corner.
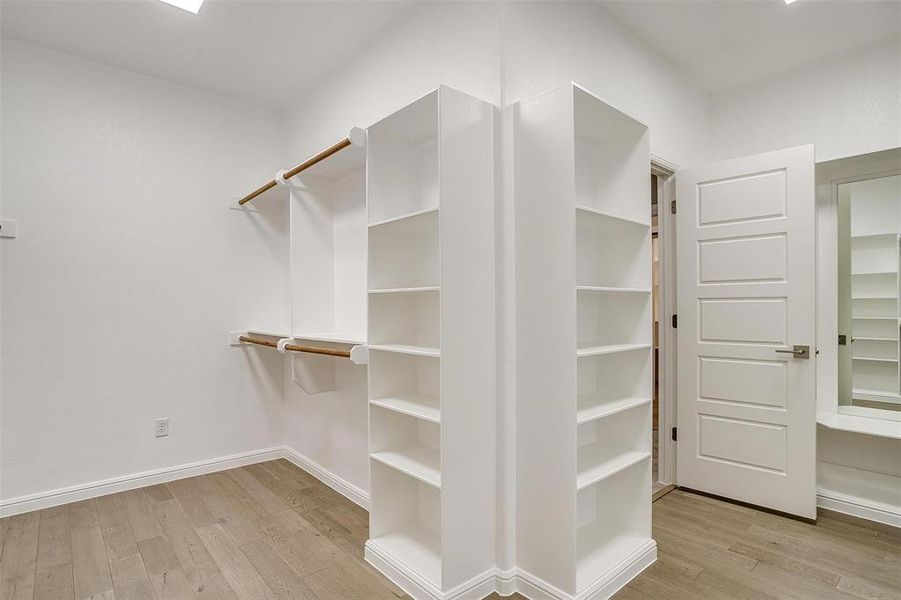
[{"x1": 652, "y1": 156, "x2": 678, "y2": 489}]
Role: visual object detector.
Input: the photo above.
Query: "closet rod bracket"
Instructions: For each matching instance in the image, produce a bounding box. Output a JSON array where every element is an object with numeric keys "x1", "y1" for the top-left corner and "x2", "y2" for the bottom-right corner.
[{"x1": 349, "y1": 345, "x2": 368, "y2": 365}]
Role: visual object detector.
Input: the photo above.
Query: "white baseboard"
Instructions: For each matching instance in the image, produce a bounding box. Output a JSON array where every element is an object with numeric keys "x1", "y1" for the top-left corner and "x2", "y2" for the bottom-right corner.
[
  {"x1": 494, "y1": 568, "x2": 519, "y2": 597},
  {"x1": 365, "y1": 540, "x2": 499, "y2": 600},
  {"x1": 818, "y1": 488, "x2": 901, "y2": 528},
  {"x1": 0, "y1": 444, "x2": 371, "y2": 519},
  {"x1": 365, "y1": 539, "x2": 656, "y2": 600},
  {"x1": 575, "y1": 540, "x2": 657, "y2": 600},
  {"x1": 281, "y1": 445, "x2": 369, "y2": 510},
  {"x1": 365, "y1": 539, "x2": 445, "y2": 599},
  {"x1": 0, "y1": 446, "x2": 284, "y2": 518},
  {"x1": 512, "y1": 570, "x2": 570, "y2": 600},
  {"x1": 515, "y1": 540, "x2": 656, "y2": 600}
]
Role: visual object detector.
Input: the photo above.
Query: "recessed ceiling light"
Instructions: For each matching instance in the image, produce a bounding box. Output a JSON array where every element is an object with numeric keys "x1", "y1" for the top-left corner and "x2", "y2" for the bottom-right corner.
[
  {"x1": 159, "y1": 0, "x2": 204, "y2": 14},
  {"x1": 784, "y1": 0, "x2": 798, "y2": 4}
]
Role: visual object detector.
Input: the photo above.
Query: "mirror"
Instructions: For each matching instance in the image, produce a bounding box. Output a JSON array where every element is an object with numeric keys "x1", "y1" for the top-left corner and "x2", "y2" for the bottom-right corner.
[{"x1": 837, "y1": 173, "x2": 901, "y2": 415}]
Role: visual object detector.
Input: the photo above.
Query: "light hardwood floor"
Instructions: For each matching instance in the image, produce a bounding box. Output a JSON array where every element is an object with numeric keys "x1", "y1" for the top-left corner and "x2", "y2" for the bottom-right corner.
[
  {"x1": 0, "y1": 460, "x2": 897, "y2": 599},
  {"x1": 618, "y1": 489, "x2": 901, "y2": 599}
]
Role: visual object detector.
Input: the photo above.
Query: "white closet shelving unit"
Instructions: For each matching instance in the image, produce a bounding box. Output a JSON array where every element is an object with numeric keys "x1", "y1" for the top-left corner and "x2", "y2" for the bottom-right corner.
[
  {"x1": 285, "y1": 137, "x2": 368, "y2": 390},
  {"x1": 849, "y1": 199, "x2": 900, "y2": 405},
  {"x1": 230, "y1": 132, "x2": 368, "y2": 394},
  {"x1": 364, "y1": 87, "x2": 495, "y2": 597},
  {"x1": 515, "y1": 83, "x2": 655, "y2": 598},
  {"x1": 291, "y1": 137, "x2": 368, "y2": 341}
]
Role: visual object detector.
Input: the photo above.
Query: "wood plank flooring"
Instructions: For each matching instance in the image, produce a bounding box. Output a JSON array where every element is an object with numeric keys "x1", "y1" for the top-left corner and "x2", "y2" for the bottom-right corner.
[
  {"x1": 617, "y1": 489, "x2": 901, "y2": 600},
  {"x1": 1, "y1": 460, "x2": 898, "y2": 599},
  {"x1": 0, "y1": 460, "x2": 404, "y2": 600}
]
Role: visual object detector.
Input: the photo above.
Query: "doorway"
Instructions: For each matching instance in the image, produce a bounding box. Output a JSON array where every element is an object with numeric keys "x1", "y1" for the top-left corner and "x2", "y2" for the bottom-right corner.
[{"x1": 651, "y1": 166, "x2": 677, "y2": 501}]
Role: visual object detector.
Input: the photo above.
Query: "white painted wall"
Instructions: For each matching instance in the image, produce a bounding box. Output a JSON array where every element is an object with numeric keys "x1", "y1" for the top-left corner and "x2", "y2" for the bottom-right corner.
[
  {"x1": 0, "y1": 40, "x2": 290, "y2": 503},
  {"x1": 709, "y1": 35, "x2": 901, "y2": 163},
  {"x1": 503, "y1": 2, "x2": 709, "y2": 168}
]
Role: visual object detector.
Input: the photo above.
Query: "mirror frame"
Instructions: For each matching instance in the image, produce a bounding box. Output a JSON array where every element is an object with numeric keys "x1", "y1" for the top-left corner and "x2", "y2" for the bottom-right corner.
[{"x1": 816, "y1": 147, "x2": 901, "y2": 439}]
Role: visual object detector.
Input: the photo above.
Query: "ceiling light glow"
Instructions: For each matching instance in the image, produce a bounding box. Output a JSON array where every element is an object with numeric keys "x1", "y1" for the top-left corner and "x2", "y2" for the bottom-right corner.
[
  {"x1": 159, "y1": 0, "x2": 204, "y2": 14},
  {"x1": 784, "y1": 0, "x2": 798, "y2": 4}
]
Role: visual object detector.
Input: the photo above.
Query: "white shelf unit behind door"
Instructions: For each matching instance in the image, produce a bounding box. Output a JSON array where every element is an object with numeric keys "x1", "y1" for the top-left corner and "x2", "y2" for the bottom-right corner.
[
  {"x1": 515, "y1": 83, "x2": 655, "y2": 597},
  {"x1": 850, "y1": 231, "x2": 900, "y2": 401},
  {"x1": 365, "y1": 87, "x2": 495, "y2": 595}
]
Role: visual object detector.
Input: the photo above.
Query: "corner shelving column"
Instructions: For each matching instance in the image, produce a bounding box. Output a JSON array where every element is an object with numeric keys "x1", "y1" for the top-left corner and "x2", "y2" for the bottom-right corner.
[
  {"x1": 515, "y1": 83, "x2": 655, "y2": 598},
  {"x1": 365, "y1": 86, "x2": 495, "y2": 598}
]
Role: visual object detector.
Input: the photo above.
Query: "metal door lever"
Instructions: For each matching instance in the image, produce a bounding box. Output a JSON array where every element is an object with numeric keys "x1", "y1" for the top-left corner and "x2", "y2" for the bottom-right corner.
[{"x1": 775, "y1": 345, "x2": 810, "y2": 359}]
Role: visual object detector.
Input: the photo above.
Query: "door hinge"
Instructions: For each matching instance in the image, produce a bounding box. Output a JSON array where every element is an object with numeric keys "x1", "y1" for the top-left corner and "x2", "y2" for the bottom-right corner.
[
  {"x1": 671, "y1": 314, "x2": 677, "y2": 328},
  {"x1": 670, "y1": 199, "x2": 677, "y2": 214},
  {"x1": 671, "y1": 427, "x2": 678, "y2": 442},
  {"x1": 838, "y1": 335, "x2": 847, "y2": 346}
]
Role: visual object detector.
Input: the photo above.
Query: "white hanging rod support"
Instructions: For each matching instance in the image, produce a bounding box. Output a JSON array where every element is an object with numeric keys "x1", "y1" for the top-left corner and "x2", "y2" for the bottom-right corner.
[{"x1": 238, "y1": 335, "x2": 351, "y2": 358}]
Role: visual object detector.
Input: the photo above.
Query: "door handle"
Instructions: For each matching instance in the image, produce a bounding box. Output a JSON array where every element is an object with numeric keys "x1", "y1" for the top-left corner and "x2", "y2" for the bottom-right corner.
[{"x1": 775, "y1": 345, "x2": 810, "y2": 359}]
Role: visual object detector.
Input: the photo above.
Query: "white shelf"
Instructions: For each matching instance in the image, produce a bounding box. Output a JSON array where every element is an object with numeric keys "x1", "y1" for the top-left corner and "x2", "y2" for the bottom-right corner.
[
  {"x1": 852, "y1": 232, "x2": 897, "y2": 240},
  {"x1": 297, "y1": 142, "x2": 365, "y2": 182},
  {"x1": 576, "y1": 534, "x2": 651, "y2": 593},
  {"x1": 369, "y1": 286, "x2": 439, "y2": 294},
  {"x1": 577, "y1": 286, "x2": 651, "y2": 294},
  {"x1": 852, "y1": 316, "x2": 897, "y2": 320},
  {"x1": 368, "y1": 525, "x2": 442, "y2": 588},
  {"x1": 577, "y1": 343, "x2": 652, "y2": 358},
  {"x1": 577, "y1": 396, "x2": 651, "y2": 425},
  {"x1": 369, "y1": 288, "x2": 439, "y2": 350},
  {"x1": 575, "y1": 205, "x2": 651, "y2": 228},
  {"x1": 853, "y1": 337, "x2": 899, "y2": 342},
  {"x1": 370, "y1": 394, "x2": 440, "y2": 423},
  {"x1": 577, "y1": 450, "x2": 650, "y2": 490},
  {"x1": 368, "y1": 207, "x2": 439, "y2": 290},
  {"x1": 245, "y1": 328, "x2": 291, "y2": 339},
  {"x1": 369, "y1": 207, "x2": 439, "y2": 229},
  {"x1": 290, "y1": 332, "x2": 365, "y2": 345},
  {"x1": 818, "y1": 411, "x2": 901, "y2": 439},
  {"x1": 371, "y1": 446, "x2": 441, "y2": 489},
  {"x1": 852, "y1": 388, "x2": 901, "y2": 403},
  {"x1": 369, "y1": 344, "x2": 440, "y2": 358},
  {"x1": 852, "y1": 356, "x2": 898, "y2": 363}
]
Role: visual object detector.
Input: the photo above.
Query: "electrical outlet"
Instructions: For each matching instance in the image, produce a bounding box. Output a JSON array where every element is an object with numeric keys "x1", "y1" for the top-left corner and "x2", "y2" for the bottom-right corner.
[{"x1": 155, "y1": 418, "x2": 170, "y2": 437}]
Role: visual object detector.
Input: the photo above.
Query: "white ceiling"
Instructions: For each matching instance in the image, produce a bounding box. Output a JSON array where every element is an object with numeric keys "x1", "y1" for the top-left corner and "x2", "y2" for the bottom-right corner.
[
  {"x1": 600, "y1": 0, "x2": 901, "y2": 93},
  {"x1": 0, "y1": 0, "x2": 413, "y2": 109},
  {"x1": 2, "y1": 0, "x2": 899, "y2": 107}
]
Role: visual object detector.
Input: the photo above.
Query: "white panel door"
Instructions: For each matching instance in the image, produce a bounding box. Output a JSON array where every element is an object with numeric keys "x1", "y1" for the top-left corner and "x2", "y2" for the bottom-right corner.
[{"x1": 676, "y1": 145, "x2": 816, "y2": 519}]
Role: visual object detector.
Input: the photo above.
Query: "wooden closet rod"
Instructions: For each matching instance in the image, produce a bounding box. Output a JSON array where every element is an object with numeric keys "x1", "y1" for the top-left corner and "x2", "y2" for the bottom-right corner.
[
  {"x1": 238, "y1": 335, "x2": 351, "y2": 358},
  {"x1": 238, "y1": 137, "x2": 353, "y2": 206}
]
